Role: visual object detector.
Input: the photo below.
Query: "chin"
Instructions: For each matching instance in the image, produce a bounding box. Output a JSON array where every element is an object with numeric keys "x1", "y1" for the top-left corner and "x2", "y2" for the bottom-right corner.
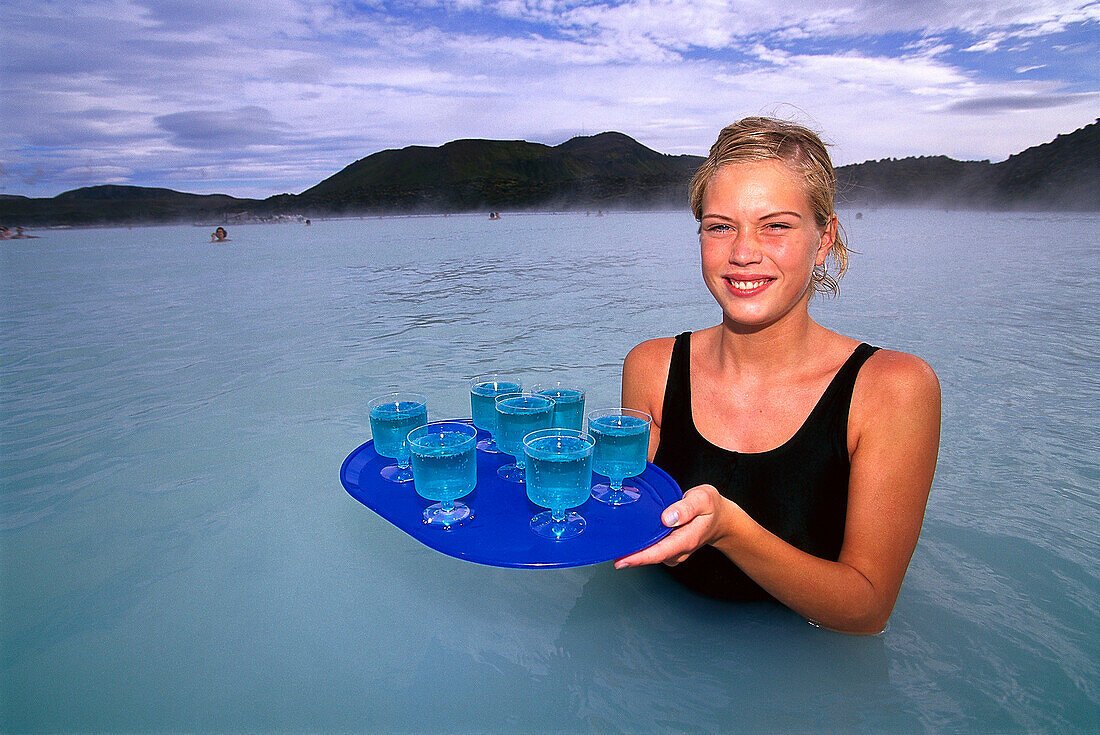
[{"x1": 724, "y1": 313, "x2": 778, "y2": 331}]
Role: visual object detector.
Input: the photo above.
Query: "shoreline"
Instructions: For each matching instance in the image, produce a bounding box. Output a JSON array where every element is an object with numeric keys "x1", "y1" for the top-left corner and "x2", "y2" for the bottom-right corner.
[{"x1": 8, "y1": 204, "x2": 1099, "y2": 234}]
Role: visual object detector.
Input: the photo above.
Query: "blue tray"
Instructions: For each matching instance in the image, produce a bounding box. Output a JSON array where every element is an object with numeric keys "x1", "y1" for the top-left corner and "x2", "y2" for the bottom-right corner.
[{"x1": 340, "y1": 423, "x2": 682, "y2": 569}]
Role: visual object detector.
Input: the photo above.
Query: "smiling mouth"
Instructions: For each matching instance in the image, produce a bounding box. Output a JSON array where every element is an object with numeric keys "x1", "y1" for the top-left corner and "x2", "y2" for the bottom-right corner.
[{"x1": 725, "y1": 277, "x2": 774, "y2": 291}]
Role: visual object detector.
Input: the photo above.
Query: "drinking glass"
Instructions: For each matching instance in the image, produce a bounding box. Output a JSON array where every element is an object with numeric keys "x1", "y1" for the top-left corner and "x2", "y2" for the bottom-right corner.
[
  {"x1": 588, "y1": 408, "x2": 652, "y2": 505},
  {"x1": 408, "y1": 421, "x2": 477, "y2": 528},
  {"x1": 469, "y1": 374, "x2": 523, "y2": 453},
  {"x1": 494, "y1": 392, "x2": 554, "y2": 483},
  {"x1": 524, "y1": 428, "x2": 594, "y2": 540},
  {"x1": 368, "y1": 392, "x2": 428, "y2": 483},
  {"x1": 531, "y1": 381, "x2": 586, "y2": 431}
]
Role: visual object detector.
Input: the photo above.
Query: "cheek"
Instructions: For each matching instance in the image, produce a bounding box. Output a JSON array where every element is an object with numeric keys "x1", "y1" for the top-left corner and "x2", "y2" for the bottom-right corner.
[
  {"x1": 699, "y1": 241, "x2": 725, "y2": 275},
  {"x1": 788, "y1": 236, "x2": 824, "y2": 270}
]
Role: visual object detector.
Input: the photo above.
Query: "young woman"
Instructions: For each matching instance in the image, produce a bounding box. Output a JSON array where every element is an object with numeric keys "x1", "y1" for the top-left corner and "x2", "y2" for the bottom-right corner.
[{"x1": 615, "y1": 118, "x2": 941, "y2": 635}]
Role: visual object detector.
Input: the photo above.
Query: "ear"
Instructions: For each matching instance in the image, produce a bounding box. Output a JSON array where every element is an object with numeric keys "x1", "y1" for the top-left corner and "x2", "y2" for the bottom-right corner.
[{"x1": 815, "y1": 215, "x2": 837, "y2": 266}]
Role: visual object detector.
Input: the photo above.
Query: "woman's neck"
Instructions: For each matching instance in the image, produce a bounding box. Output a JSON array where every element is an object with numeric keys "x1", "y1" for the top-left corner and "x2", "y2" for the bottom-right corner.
[{"x1": 713, "y1": 307, "x2": 828, "y2": 378}]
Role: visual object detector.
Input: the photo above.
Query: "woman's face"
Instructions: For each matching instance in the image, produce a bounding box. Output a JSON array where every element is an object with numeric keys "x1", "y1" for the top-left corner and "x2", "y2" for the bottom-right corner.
[{"x1": 698, "y1": 160, "x2": 834, "y2": 330}]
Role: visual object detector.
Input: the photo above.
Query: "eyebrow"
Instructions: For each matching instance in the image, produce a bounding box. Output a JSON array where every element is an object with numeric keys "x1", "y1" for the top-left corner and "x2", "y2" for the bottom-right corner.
[{"x1": 701, "y1": 211, "x2": 804, "y2": 221}]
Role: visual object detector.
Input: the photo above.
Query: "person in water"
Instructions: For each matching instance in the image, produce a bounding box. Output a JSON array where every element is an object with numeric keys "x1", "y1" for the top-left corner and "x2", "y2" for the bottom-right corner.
[
  {"x1": 211, "y1": 227, "x2": 228, "y2": 242},
  {"x1": 615, "y1": 117, "x2": 941, "y2": 635}
]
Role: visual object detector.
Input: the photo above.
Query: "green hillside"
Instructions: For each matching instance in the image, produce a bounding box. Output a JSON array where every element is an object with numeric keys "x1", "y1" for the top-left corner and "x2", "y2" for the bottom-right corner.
[
  {"x1": 299, "y1": 132, "x2": 700, "y2": 212},
  {"x1": 836, "y1": 119, "x2": 1099, "y2": 210},
  {"x1": 2, "y1": 120, "x2": 1096, "y2": 227}
]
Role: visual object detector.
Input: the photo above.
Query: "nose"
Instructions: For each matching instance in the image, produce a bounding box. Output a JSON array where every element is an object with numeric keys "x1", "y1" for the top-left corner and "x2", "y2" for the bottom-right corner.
[{"x1": 728, "y1": 231, "x2": 761, "y2": 266}]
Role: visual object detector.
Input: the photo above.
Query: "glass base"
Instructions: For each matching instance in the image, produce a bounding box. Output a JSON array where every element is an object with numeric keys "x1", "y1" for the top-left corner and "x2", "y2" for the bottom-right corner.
[
  {"x1": 530, "y1": 510, "x2": 585, "y2": 540},
  {"x1": 496, "y1": 463, "x2": 527, "y2": 483},
  {"x1": 591, "y1": 482, "x2": 641, "y2": 505},
  {"x1": 423, "y1": 501, "x2": 472, "y2": 528},
  {"x1": 379, "y1": 464, "x2": 414, "y2": 483},
  {"x1": 476, "y1": 437, "x2": 502, "y2": 453}
]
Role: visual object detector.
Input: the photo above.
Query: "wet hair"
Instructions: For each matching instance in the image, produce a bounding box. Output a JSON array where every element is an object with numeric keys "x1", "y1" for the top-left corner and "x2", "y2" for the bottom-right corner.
[{"x1": 689, "y1": 117, "x2": 848, "y2": 296}]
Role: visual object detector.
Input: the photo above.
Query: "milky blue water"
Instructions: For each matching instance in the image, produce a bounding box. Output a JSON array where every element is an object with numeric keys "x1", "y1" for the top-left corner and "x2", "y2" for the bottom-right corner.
[{"x1": 2, "y1": 211, "x2": 1097, "y2": 733}]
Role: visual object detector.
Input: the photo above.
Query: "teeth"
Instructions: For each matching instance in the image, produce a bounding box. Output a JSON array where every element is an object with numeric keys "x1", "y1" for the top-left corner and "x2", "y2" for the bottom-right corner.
[{"x1": 729, "y1": 279, "x2": 768, "y2": 290}]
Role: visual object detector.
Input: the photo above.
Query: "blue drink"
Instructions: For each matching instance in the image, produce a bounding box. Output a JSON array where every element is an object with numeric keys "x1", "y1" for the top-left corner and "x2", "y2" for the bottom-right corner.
[
  {"x1": 370, "y1": 402, "x2": 429, "y2": 458},
  {"x1": 590, "y1": 415, "x2": 648, "y2": 479},
  {"x1": 524, "y1": 429, "x2": 595, "y2": 540},
  {"x1": 469, "y1": 375, "x2": 522, "y2": 453},
  {"x1": 408, "y1": 421, "x2": 477, "y2": 528},
  {"x1": 494, "y1": 392, "x2": 554, "y2": 483},
  {"x1": 410, "y1": 431, "x2": 477, "y2": 502},
  {"x1": 532, "y1": 382, "x2": 586, "y2": 431},
  {"x1": 588, "y1": 408, "x2": 652, "y2": 505},
  {"x1": 368, "y1": 392, "x2": 428, "y2": 483}
]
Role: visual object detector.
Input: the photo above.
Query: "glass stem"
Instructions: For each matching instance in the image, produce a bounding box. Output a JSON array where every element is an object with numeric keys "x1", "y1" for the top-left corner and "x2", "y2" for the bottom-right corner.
[
  {"x1": 610, "y1": 477, "x2": 623, "y2": 492},
  {"x1": 441, "y1": 499, "x2": 454, "y2": 511},
  {"x1": 552, "y1": 508, "x2": 566, "y2": 522},
  {"x1": 397, "y1": 456, "x2": 410, "y2": 470}
]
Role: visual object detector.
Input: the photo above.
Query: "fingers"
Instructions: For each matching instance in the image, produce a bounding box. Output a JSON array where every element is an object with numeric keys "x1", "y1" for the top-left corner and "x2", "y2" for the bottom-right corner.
[
  {"x1": 614, "y1": 485, "x2": 724, "y2": 570},
  {"x1": 614, "y1": 525, "x2": 705, "y2": 568},
  {"x1": 614, "y1": 533, "x2": 684, "y2": 568},
  {"x1": 660, "y1": 484, "x2": 718, "y2": 528}
]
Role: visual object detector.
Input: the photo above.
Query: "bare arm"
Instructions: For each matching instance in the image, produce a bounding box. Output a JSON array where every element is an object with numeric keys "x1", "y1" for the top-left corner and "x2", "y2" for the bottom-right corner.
[
  {"x1": 617, "y1": 350, "x2": 941, "y2": 635},
  {"x1": 621, "y1": 337, "x2": 674, "y2": 462}
]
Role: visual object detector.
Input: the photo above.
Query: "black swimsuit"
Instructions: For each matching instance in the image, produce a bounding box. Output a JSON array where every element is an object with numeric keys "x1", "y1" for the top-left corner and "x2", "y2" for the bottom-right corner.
[{"x1": 653, "y1": 332, "x2": 880, "y2": 601}]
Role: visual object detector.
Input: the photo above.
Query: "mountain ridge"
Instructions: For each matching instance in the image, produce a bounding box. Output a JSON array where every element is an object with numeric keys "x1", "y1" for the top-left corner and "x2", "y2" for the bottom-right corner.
[
  {"x1": 297, "y1": 131, "x2": 701, "y2": 212},
  {"x1": 2, "y1": 120, "x2": 1096, "y2": 226}
]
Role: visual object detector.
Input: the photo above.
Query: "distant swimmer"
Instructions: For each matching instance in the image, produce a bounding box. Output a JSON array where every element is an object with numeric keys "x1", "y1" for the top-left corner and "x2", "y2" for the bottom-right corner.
[
  {"x1": 211, "y1": 227, "x2": 229, "y2": 242},
  {"x1": 1, "y1": 226, "x2": 36, "y2": 239}
]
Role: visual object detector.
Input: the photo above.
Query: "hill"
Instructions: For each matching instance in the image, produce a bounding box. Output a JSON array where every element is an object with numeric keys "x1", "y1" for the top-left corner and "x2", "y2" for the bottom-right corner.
[
  {"x1": 989, "y1": 120, "x2": 1100, "y2": 210},
  {"x1": 836, "y1": 156, "x2": 995, "y2": 207},
  {"x1": 0, "y1": 185, "x2": 264, "y2": 227},
  {"x1": 2, "y1": 120, "x2": 1097, "y2": 226},
  {"x1": 298, "y1": 132, "x2": 702, "y2": 212},
  {"x1": 836, "y1": 119, "x2": 1099, "y2": 210}
]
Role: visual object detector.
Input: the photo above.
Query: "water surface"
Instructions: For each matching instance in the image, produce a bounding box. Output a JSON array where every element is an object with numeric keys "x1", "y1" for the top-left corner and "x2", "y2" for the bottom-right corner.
[{"x1": 2, "y1": 211, "x2": 1097, "y2": 732}]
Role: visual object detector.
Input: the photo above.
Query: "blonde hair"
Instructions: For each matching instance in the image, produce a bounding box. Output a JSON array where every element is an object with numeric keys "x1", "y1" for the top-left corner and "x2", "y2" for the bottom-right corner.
[{"x1": 689, "y1": 117, "x2": 849, "y2": 296}]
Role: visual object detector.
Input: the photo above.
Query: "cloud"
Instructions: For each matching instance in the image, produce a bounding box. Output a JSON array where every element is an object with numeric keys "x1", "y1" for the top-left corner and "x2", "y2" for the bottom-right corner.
[
  {"x1": 944, "y1": 91, "x2": 1100, "y2": 112},
  {"x1": 58, "y1": 165, "x2": 135, "y2": 187},
  {"x1": 462, "y1": 0, "x2": 1100, "y2": 51},
  {"x1": 133, "y1": 0, "x2": 307, "y2": 32},
  {"x1": 1, "y1": 0, "x2": 1097, "y2": 197},
  {"x1": 154, "y1": 107, "x2": 291, "y2": 149}
]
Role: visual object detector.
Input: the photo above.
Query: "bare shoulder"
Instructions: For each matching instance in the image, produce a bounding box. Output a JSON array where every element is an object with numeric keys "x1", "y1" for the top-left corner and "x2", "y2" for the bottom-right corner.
[
  {"x1": 858, "y1": 348, "x2": 941, "y2": 404},
  {"x1": 625, "y1": 336, "x2": 676, "y2": 371},
  {"x1": 622, "y1": 336, "x2": 677, "y2": 423},
  {"x1": 850, "y1": 348, "x2": 941, "y2": 445}
]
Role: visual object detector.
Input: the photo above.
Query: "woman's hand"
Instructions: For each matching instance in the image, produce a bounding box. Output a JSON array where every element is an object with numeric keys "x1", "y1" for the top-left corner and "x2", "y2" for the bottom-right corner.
[{"x1": 614, "y1": 485, "x2": 738, "y2": 568}]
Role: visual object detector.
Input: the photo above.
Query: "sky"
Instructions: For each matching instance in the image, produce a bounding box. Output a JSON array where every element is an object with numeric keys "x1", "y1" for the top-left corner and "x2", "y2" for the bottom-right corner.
[{"x1": 2, "y1": 0, "x2": 1098, "y2": 199}]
